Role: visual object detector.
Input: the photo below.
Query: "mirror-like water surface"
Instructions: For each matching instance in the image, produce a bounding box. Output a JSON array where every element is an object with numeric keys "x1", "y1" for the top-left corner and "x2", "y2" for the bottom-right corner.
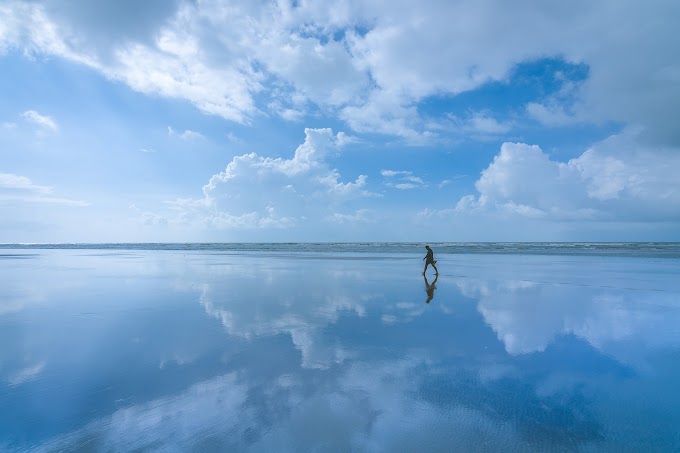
[{"x1": 1, "y1": 248, "x2": 679, "y2": 451}]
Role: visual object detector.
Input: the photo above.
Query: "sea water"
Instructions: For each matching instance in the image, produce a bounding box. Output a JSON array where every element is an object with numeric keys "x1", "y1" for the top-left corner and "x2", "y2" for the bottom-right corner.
[{"x1": 1, "y1": 244, "x2": 679, "y2": 451}]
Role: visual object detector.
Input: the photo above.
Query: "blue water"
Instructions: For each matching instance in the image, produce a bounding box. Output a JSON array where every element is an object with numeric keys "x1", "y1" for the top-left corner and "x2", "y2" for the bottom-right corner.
[
  {"x1": 1, "y1": 247, "x2": 679, "y2": 451},
  {"x1": 2, "y1": 242, "x2": 680, "y2": 258}
]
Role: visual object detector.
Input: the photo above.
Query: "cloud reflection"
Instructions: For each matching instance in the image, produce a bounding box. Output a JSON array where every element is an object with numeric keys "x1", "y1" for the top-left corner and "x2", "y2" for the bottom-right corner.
[
  {"x1": 29, "y1": 353, "x2": 603, "y2": 452},
  {"x1": 3, "y1": 251, "x2": 679, "y2": 451},
  {"x1": 457, "y1": 277, "x2": 680, "y2": 364},
  {"x1": 8, "y1": 361, "x2": 46, "y2": 386},
  {"x1": 198, "y1": 278, "x2": 367, "y2": 369}
]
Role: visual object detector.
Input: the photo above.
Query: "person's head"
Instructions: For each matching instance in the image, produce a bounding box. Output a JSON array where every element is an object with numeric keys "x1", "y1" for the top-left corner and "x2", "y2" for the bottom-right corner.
[{"x1": 425, "y1": 245, "x2": 430, "y2": 250}]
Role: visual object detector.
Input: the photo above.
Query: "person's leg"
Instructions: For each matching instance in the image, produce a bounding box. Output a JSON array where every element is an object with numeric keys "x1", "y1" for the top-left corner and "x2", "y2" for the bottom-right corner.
[
  {"x1": 423, "y1": 262, "x2": 429, "y2": 274},
  {"x1": 433, "y1": 262, "x2": 438, "y2": 274}
]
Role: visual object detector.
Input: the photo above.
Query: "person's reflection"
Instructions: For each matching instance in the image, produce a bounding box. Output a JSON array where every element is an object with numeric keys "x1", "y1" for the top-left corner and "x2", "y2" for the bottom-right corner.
[{"x1": 424, "y1": 273, "x2": 438, "y2": 304}]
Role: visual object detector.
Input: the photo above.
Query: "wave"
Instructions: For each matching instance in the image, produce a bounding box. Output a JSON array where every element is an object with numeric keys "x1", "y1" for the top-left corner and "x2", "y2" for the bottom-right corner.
[{"x1": 1, "y1": 242, "x2": 679, "y2": 258}]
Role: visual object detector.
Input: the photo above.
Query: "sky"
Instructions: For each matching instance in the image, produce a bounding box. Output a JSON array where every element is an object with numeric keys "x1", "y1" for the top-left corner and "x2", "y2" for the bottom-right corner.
[{"x1": 1, "y1": 0, "x2": 679, "y2": 242}]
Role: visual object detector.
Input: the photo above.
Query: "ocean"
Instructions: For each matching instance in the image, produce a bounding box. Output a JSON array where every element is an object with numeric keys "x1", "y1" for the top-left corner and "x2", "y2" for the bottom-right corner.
[
  {"x1": 1, "y1": 244, "x2": 679, "y2": 451},
  {"x1": 2, "y1": 241, "x2": 680, "y2": 257}
]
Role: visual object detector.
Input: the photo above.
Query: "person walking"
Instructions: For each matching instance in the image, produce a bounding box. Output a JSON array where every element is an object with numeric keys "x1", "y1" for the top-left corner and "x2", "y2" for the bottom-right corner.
[{"x1": 422, "y1": 245, "x2": 438, "y2": 275}]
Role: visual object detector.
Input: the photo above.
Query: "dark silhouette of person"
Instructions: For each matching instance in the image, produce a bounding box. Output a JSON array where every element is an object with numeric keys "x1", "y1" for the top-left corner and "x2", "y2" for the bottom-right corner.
[
  {"x1": 424, "y1": 273, "x2": 438, "y2": 303},
  {"x1": 422, "y1": 245, "x2": 438, "y2": 275}
]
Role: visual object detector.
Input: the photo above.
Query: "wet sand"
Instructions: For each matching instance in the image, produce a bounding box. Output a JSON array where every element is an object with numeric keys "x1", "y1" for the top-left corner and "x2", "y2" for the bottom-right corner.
[{"x1": 1, "y1": 249, "x2": 679, "y2": 451}]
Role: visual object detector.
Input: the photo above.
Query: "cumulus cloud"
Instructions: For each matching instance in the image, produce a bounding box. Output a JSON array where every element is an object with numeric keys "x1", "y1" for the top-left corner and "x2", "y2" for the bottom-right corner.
[
  {"x1": 455, "y1": 130, "x2": 680, "y2": 222},
  {"x1": 157, "y1": 128, "x2": 375, "y2": 232}
]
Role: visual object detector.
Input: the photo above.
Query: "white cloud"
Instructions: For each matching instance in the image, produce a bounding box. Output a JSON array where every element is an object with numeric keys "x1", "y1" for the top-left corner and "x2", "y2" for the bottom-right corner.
[
  {"x1": 381, "y1": 170, "x2": 409, "y2": 177},
  {"x1": 392, "y1": 183, "x2": 417, "y2": 190},
  {"x1": 416, "y1": 207, "x2": 455, "y2": 220},
  {"x1": 381, "y1": 169, "x2": 426, "y2": 190},
  {"x1": 456, "y1": 130, "x2": 680, "y2": 222},
  {"x1": 268, "y1": 101, "x2": 305, "y2": 122},
  {"x1": 335, "y1": 131, "x2": 360, "y2": 147},
  {"x1": 0, "y1": 173, "x2": 89, "y2": 206},
  {"x1": 2, "y1": 0, "x2": 679, "y2": 143},
  {"x1": 525, "y1": 70, "x2": 585, "y2": 126},
  {"x1": 256, "y1": 30, "x2": 371, "y2": 109},
  {"x1": 465, "y1": 114, "x2": 512, "y2": 134},
  {"x1": 526, "y1": 102, "x2": 579, "y2": 127},
  {"x1": 326, "y1": 209, "x2": 374, "y2": 225},
  {"x1": 445, "y1": 112, "x2": 513, "y2": 136},
  {"x1": 320, "y1": 171, "x2": 369, "y2": 195},
  {"x1": 158, "y1": 128, "x2": 375, "y2": 232},
  {"x1": 225, "y1": 132, "x2": 243, "y2": 144},
  {"x1": 339, "y1": 91, "x2": 426, "y2": 141},
  {"x1": 21, "y1": 110, "x2": 58, "y2": 131},
  {"x1": 168, "y1": 126, "x2": 205, "y2": 140},
  {"x1": 0, "y1": 173, "x2": 50, "y2": 193},
  {"x1": 112, "y1": 37, "x2": 258, "y2": 123},
  {"x1": 1, "y1": 1, "x2": 258, "y2": 123},
  {"x1": 210, "y1": 207, "x2": 296, "y2": 230}
]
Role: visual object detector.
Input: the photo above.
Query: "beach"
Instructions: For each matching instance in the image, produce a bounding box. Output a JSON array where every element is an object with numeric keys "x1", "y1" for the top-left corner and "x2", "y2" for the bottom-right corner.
[{"x1": 1, "y1": 246, "x2": 679, "y2": 451}]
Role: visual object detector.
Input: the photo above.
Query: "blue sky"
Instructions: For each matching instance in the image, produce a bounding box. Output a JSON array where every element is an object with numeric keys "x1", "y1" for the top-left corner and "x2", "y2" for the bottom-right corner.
[{"x1": 1, "y1": 0, "x2": 679, "y2": 242}]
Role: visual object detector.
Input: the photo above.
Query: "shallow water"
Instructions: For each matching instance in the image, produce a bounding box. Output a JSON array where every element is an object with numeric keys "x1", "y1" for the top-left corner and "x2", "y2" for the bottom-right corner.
[{"x1": 1, "y1": 249, "x2": 679, "y2": 451}]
